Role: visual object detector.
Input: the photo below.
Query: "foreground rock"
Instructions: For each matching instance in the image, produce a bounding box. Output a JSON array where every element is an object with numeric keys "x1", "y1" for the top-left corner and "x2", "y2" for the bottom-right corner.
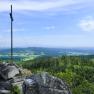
[
  {"x1": 0, "y1": 63, "x2": 20, "y2": 80},
  {"x1": 0, "y1": 63, "x2": 71, "y2": 94},
  {"x1": 23, "y1": 72, "x2": 71, "y2": 94},
  {"x1": 0, "y1": 63, "x2": 25, "y2": 94}
]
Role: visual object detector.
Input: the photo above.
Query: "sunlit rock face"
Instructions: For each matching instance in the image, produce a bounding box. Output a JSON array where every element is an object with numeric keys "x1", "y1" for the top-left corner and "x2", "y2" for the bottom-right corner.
[
  {"x1": 0, "y1": 63, "x2": 23, "y2": 94},
  {"x1": 23, "y1": 72, "x2": 71, "y2": 94},
  {"x1": 0, "y1": 63, "x2": 20, "y2": 80}
]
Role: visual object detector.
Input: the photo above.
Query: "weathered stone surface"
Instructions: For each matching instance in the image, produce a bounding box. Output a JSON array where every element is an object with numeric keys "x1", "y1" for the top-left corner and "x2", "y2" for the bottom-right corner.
[
  {"x1": 0, "y1": 63, "x2": 23, "y2": 94},
  {"x1": 0, "y1": 63, "x2": 71, "y2": 94},
  {"x1": 0, "y1": 63, "x2": 20, "y2": 80},
  {"x1": 0, "y1": 89, "x2": 10, "y2": 94},
  {"x1": 23, "y1": 72, "x2": 71, "y2": 94},
  {"x1": 0, "y1": 76, "x2": 24, "y2": 94},
  {"x1": 0, "y1": 80, "x2": 12, "y2": 94}
]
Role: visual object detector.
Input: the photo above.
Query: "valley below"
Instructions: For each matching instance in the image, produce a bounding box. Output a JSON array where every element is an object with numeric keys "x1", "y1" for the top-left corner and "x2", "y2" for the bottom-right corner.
[{"x1": 0, "y1": 47, "x2": 94, "y2": 94}]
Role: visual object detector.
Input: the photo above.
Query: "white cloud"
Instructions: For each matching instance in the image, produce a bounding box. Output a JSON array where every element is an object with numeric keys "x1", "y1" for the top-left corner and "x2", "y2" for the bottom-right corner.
[
  {"x1": 1, "y1": 28, "x2": 25, "y2": 33},
  {"x1": 0, "y1": 0, "x2": 94, "y2": 12},
  {"x1": 44, "y1": 26, "x2": 55, "y2": 30},
  {"x1": 0, "y1": 35, "x2": 10, "y2": 48},
  {"x1": 7, "y1": 28, "x2": 25, "y2": 32},
  {"x1": 79, "y1": 16, "x2": 94, "y2": 32},
  {"x1": 0, "y1": 34, "x2": 94, "y2": 48},
  {"x1": 12, "y1": 34, "x2": 94, "y2": 48}
]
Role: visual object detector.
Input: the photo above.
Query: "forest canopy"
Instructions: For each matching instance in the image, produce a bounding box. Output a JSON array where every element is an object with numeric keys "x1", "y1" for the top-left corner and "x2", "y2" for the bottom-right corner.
[{"x1": 19, "y1": 55, "x2": 94, "y2": 94}]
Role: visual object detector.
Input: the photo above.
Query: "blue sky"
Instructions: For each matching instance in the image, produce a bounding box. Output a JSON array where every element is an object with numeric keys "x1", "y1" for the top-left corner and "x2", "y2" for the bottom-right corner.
[{"x1": 0, "y1": 0, "x2": 94, "y2": 48}]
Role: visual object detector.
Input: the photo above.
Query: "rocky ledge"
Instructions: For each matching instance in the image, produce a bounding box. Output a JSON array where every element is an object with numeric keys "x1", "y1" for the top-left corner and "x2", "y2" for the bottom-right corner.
[{"x1": 0, "y1": 63, "x2": 71, "y2": 94}]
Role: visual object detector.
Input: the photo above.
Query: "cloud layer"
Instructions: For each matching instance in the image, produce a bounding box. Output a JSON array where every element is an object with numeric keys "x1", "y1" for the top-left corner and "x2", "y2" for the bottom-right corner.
[
  {"x1": 79, "y1": 16, "x2": 94, "y2": 32},
  {"x1": 0, "y1": 0, "x2": 94, "y2": 12},
  {"x1": 0, "y1": 0, "x2": 94, "y2": 48}
]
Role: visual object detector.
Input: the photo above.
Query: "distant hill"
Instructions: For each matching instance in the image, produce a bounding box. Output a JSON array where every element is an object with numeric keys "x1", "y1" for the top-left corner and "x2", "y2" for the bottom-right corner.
[{"x1": 0, "y1": 47, "x2": 94, "y2": 56}]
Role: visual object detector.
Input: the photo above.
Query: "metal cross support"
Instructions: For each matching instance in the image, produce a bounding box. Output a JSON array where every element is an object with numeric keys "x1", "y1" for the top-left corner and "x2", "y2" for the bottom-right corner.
[{"x1": 9, "y1": 5, "x2": 13, "y2": 63}]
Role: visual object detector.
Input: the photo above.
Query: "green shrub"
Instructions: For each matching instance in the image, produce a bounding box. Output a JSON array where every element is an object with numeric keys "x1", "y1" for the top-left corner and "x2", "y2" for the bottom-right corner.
[{"x1": 11, "y1": 85, "x2": 21, "y2": 94}]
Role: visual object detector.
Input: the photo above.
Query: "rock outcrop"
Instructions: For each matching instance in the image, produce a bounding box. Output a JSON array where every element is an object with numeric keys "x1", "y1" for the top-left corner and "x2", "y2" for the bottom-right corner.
[
  {"x1": 0, "y1": 63, "x2": 71, "y2": 94},
  {"x1": 23, "y1": 72, "x2": 71, "y2": 94},
  {"x1": 0, "y1": 63, "x2": 24, "y2": 94},
  {"x1": 0, "y1": 63, "x2": 20, "y2": 80}
]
